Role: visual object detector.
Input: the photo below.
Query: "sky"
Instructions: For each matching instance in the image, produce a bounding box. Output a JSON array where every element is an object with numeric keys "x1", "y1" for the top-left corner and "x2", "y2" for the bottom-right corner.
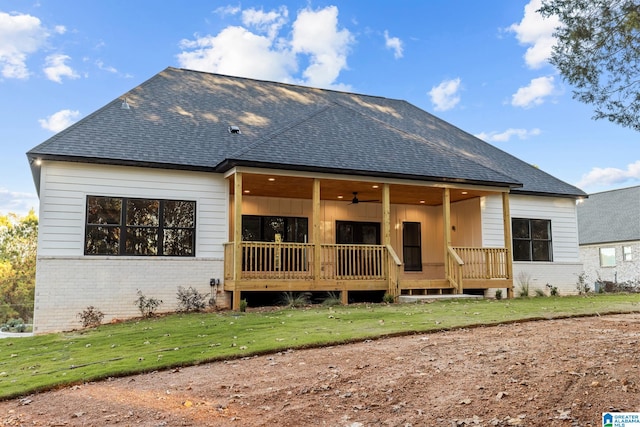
[{"x1": 1, "y1": 0, "x2": 639, "y2": 216}]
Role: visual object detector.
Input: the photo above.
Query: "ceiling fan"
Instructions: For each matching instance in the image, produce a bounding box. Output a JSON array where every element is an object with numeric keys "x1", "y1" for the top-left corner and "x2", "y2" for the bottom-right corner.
[{"x1": 348, "y1": 192, "x2": 379, "y2": 205}]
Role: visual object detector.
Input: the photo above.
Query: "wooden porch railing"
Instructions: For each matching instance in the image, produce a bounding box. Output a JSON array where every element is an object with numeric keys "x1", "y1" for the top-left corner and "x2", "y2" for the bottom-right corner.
[
  {"x1": 224, "y1": 243, "x2": 509, "y2": 293},
  {"x1": 224, "y1": 242, "x2": 389, "y2": 281},
  {"x1": 319, "y1": 244, "x2": 386, "y2": 280},
  {"x1": 447, "y1": 246, "x2": 464, "y2": 293},
  {"x1": 452, "y1": 247, "x2": 509, "y2": 279}
]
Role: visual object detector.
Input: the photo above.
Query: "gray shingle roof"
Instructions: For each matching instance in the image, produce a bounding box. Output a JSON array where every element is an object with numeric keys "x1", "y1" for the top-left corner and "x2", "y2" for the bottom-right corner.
[
  {"x1": 577, "y1": 185, "x2": 640, "y2": 245},
  {"x1": 28, "y1": 67, "x2": 585, "y2": 197}
]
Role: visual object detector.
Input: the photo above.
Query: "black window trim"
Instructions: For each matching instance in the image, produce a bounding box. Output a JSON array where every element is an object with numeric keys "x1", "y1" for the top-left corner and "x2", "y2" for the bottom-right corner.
[
  {"x1": 512, "y1": 217, "x2": 553, "y2": 262},
  {"x1": 85, "y1": 195, "x2": 196, "y2": 257}
]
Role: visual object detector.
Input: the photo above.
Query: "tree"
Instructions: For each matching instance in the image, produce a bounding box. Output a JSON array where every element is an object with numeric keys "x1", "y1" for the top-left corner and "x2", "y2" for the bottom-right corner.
[
  {"x1": 539, "y1": 0, "x2": 640, "y2": 131},
  {"x1": 0, "y1": 210, "x2": 38, "y2": 323}
]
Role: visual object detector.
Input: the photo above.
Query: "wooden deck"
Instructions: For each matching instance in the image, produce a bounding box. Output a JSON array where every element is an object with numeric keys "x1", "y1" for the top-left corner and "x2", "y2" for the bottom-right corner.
[{"x1": 223, "y1": 242, "x2": 513, "y2": 309}]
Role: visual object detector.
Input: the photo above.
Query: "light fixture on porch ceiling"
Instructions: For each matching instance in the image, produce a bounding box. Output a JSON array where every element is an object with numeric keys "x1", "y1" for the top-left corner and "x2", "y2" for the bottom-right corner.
[{"x1": 268, "y1": 177, "x2": 275, "y2": 182}]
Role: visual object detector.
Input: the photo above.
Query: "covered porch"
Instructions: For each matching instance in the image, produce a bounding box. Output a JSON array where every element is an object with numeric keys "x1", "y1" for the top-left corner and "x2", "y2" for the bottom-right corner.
[{"x1": 223, "y1": 168, "x2": 514, "y2": 309}]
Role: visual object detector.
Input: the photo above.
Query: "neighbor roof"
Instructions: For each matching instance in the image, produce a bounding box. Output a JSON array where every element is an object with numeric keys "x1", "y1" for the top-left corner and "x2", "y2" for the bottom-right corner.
[
  {"x1": 577, "y1": 185, "x2": 640, "y2": 245},
  {"x1": 28, "y1": 67, "x2": 585, "y2": 198}
]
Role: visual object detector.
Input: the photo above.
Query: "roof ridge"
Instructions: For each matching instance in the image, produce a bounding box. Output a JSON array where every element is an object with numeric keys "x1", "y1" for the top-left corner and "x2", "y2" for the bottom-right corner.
[{"x1": 171, "y1": 66, "x2": 402, "y2": 103}]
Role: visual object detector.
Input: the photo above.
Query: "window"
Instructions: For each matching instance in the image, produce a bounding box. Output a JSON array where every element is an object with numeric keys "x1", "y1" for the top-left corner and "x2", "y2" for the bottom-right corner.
[
  {"x1": 623, "y1": 246, "x2": 632, "y2": 262},
  {"x1": 402, "y1": 222, "x2": 422, "y2": 271},
  {"x1": 336, "y1": 221, "x2": 380, "y2": 245},
  {"x1": 242, "y1": 215, "x2": 308, "y2": 242},
  {"x1": 512, "y1": 218, "x2": 552, "y2": 262},
  {"x1": 599, "y1": 247, "x2": 616, "y2": 267},
  {"x1": 85, "y1": 196, "x2": 196, "y2": 256}
]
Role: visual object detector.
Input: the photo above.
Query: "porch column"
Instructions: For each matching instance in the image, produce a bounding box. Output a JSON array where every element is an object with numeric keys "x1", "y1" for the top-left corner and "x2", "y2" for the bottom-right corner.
[
  {"x1": 313, "y1": 179, "x2": 321, "y2": 283},
  {"x1": 233, "y1": 172, "x2": 243, "y2": 310},
  {"x1": 382, "y1": 183, "x2": 397, "y2": 298},
  {"x1": 442, "y1": 188, "x2": 457, "y2": 293},
  {"x1": 382, "y1": 184, "x2": 391, "y2": 246},
  {"x1": 502, "y1": 192, "x2": 514, "y2": 298}
]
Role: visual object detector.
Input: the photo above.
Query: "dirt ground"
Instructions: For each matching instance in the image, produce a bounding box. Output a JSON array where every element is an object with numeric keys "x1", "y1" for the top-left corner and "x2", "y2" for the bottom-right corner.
[{"x1": 2, "y1": 313, "x2": 640, "y2": 427}]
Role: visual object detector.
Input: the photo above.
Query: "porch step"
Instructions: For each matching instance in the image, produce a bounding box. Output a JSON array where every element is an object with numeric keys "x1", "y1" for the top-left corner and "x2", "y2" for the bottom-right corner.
[{"x1": 398, "y1": 294, "x2": 484, "y2": 303}]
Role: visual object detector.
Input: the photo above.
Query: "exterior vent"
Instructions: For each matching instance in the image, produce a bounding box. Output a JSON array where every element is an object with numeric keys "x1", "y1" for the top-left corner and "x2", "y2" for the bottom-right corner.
[{"x1": 228, "y1": 125, "x2": 241, "y2": 134}]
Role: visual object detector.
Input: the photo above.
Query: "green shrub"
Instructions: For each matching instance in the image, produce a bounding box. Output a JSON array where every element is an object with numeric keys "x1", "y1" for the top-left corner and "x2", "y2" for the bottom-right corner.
[
  {"x1": 576, "y1": 272, "x2": 591, "y2": 294},
  {"x1": 239, "y1": 298, "x2": 248, "y2": 312},
  {"x1": 382, "y1": 292, "x2": 395, "y2": 304},
  {"x1": 135, "y1": 290, "x2": 162, "y2": 317},
  {"x1": 280, "y1": 291, "x2": 311, "y2": 308},
  {"x1": 176, "y1": 286, "x2": 207, "y2": 312},
  {"x1": 322, "y1": 292, "x2": 342, "y2": 307},
  {"x1": 494, "y1": 289, "x2": 503, "y2": 300},
  {"x1": 77, "y1": 306, "x2": 104, "y2": 328},
  {"x1": 517, "y1": 271, "x2": 531, "y2": 297}
]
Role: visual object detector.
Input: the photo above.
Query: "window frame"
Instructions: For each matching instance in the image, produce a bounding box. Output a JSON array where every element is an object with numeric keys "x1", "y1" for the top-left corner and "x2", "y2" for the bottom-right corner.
[
  {"x1": 599, "y1": 247, "x2": 616, "y2": 267},
  {"x1": 511, "y1": 218, "x2": 553, "y2": 262},
  {"x1": 623, "y1": 245, "x2": 632, "y2": 262},
  {"x1": 241, "y1": 215, "x2": 308, "y2": 243},
  {"x1": 85, "y1": 196, "x2": 196, "y2": 257},
  {"x1": 402, "y1": 221, "x2": 423, "y2": 272}
]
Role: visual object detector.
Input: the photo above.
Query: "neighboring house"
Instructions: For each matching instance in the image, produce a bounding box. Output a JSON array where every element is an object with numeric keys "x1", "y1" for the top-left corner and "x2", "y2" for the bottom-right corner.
[
  {"x1": 27, "y1": 67, "x2": 586, "y2": 333},
  {"x1": 577, "y1": 186, "x2": 640, "y2": 285}
]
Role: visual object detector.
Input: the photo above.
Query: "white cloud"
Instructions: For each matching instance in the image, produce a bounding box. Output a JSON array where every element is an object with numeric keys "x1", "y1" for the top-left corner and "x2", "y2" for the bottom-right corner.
[
  {"x1": 508, "y1": 0, "x2": 560, "y2": 69},
  {"x1": 577, "y1": 160, "x2": 640, "y2": 189},
  {"x1": 214, "y1": 5, "x2": 241, "y2": 17},
  {"x1": 384, "y1": 30, "x2": 403, "y2": 59},
  {"x1": 178, "y1": 26, "x2": 297, "y2": 83},
  {"x1": 0, "y1": 188, "x2": 39, "y2": 217},
  {"x1": 178, "y1": 5, "x2": 354, "y2": 89},
  {"x1": 38, "y1": 109, "x2": 81, "y2": 132},
  {"x1": 429, "y1": 78, "x2": 462, "y2": 111},
  {"x1": 96, "y1": 59, "x2": 118, "y2": 73},
  {"x1": 0, "y1": 11, "x2": 49, "y2": 79},
  {"x1": 242, "y1": 6, "x2": 288, "y2": 39},
  {"x1": 54, "y1": 25, "x2": 66, "y2": 35},
  {"x1": 511, "y1": 75, "x2": 555, "y2": 108},
  {"x1": 43, "y1": 54, "x2": 79, "y2": 83},
  {"x1": 475, "y1": 128, "x2": 541, "y2": 143},
  {"x1": 290, "y1": 6, "x2": 354, "y2": 88}
]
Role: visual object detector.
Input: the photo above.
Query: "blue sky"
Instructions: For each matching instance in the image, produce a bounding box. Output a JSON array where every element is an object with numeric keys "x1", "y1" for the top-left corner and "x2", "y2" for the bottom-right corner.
[{"x1": 1, "y1": 0, "x2": 639, "y2": 216}]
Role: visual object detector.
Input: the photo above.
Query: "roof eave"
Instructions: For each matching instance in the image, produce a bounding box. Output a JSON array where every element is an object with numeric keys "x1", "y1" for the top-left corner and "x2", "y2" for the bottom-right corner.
[
  {"x1": 26, "y1": 153, "x2": 218, "y2": 174},
  {"x1": 216, "y1": 158, "x2": 523, "y2": 189},
  {"x1": 511, "y1": 188, "x2": 588, "y2": 199}
]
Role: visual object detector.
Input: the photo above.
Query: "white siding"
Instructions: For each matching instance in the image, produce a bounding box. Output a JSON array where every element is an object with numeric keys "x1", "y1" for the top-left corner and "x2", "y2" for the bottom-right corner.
[
  {"x1": 482, "y1": 194, "x2": 583, "y2": 293},
  {"x1": 34, "y1": 161, "x2": 229, "y2": 333}
]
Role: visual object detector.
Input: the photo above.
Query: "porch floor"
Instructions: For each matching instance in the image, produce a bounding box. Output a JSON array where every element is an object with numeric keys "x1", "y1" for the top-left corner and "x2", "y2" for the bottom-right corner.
[{"x1": 398, "y1": 294, "x2": 484, "y2": 303}]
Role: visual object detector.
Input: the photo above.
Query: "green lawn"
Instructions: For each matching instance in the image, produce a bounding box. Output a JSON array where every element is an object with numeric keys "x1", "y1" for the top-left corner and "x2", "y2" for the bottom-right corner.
[{"x1": 1, "y1": 293, "x2": 639, "y2": 400}]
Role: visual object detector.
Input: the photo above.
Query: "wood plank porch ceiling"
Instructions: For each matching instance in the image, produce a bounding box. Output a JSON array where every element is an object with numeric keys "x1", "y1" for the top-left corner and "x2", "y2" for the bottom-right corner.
[{"x1": 230, "y1": 174, "x2": 493, "y2": 206}]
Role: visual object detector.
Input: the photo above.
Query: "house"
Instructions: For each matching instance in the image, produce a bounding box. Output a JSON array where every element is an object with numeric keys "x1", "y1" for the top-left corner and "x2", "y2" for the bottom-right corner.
[
  {"x1": 577, "y1": 186, "x2": 640, "y2": 286},
  {"x1": 27, "y1": 67, "x2": 586, "y2": 333}
]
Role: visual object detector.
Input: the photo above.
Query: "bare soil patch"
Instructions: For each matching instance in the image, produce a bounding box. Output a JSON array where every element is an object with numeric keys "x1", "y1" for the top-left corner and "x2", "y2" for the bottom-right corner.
[{"x1": 2, "y1": 313, "x2": 640, "y2": 426}]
